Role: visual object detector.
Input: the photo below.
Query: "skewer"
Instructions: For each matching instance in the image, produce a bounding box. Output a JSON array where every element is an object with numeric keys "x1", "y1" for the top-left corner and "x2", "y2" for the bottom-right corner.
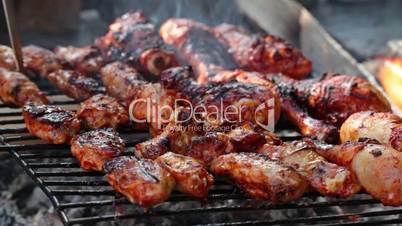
[{"x1": 2, "y1": 0, "x2": 24, "y2": 72}]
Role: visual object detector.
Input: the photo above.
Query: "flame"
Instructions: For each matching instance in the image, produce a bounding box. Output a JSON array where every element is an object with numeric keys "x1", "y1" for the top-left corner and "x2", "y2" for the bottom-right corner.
[{"x1": 378, "y1": 57, "x2": 402, "y2": 110}]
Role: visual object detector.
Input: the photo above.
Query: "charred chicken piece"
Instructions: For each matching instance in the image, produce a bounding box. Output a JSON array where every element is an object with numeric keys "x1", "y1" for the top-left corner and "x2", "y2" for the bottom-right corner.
[
  {"x1": 156, "y1": 152, "x2": 214, "y2": 199},
  {"x1": 77, "y1": 94, "x2": 128, "y2": 129},
  {"x1": 95, "y1": 11, "x2": 177, "y2": 78},
  {"x1": 47, "y1": 69, "x2": 105, "y2": 101},
  {"x1": 71, "y1": 128, "x2": 125, "y2": 171},
  {"x1": 160, "y1": 18, "x2": 236, "y2": 84},
  {"x1": 315, "y1": 140, "x2": 402, "y2": 206},
  {"x1": 22, "y1": 102, "x2": 81, "y2": 144},
  {"x1": 104, "y1": 156, "x2": 175, "y2": 208},
  {"x1": 213, "y1": 23, "x2": 312, "y2": 79},
  {"x1": 257, "y1": 140, "x2": 361, "y2": 197},
  {"x1": 0, "y1": 68, "x2": 48, "y2": 106},
  {"x1": 340, "y1": 111, "x2": 402, "y2": 152},
  {"x1": 160, "y1": 66, "x2": 281, "y2": 129},
  {"x1": 54, "y1": 45, "x2": 104, "y2": 76},
  {"x1": 0, "y1": 45, "x2": 16, "y2": 70},
  {"x1": 210, "y1": 152, "x2": 307, "y2": 203},
  {"x1": 22, "y1": 45, "x2": 62, "y2": 77}
]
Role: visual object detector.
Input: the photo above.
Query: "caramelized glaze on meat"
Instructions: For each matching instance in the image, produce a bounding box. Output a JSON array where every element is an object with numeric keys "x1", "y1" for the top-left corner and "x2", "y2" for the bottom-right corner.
[
  {"x1": 156, "y1": 152, "x2": 214, "y2": 198},
  {"x1": 257, "y1": 140, "x2": 361, "y2": 197},
  {"x1": 71, "y1": 128, "x2": 125, "y2": 171},
  {"x1": 340, "y1": 111, "x2": 402, "y2": 152},
  {"x1": 316, "y1": 141, "x2": 402, "y2": 206},
  {"x1": 104, "y1": 156, "x2": 175, "y2": 208},
  {"x1": 22, "y1": 102, "x2": 81, "y2": 144},
  {"x1": 54, "y1": 45, "x2": 104, "y2": 76},
  {"x1": 96, "y1": 11, "x2": 177, "y2": 78},
  {"x1": 77, "y1": 94, "x2": 128, "y2": 129},
  {"x1": 160, "y1": 18, "x2": 236, "y2": 83},
  {"x1": 213, "y1": 23, "x2": 312, "y2": 79},
  {"x1": 0, "y1": 68, "x2": 48, "y2": 106},
  {"x1": 0, "y1": 45, "x2": 16, "y2": 70},
  {"x1": 22, "y1": 45, "x2": 62, "y2": 77},
  {"x1": 47, "y1": 69, "x2": 105, "y2": 101},
  {"x1": 210, "y1": 152, "x2": 307, "y2": 203}
]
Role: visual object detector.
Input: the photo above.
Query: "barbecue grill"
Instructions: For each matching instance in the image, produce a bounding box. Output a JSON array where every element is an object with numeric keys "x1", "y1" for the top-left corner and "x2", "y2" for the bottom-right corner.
[{"x1": 1, "y1": 0, "x2": 402, "y2": 225}]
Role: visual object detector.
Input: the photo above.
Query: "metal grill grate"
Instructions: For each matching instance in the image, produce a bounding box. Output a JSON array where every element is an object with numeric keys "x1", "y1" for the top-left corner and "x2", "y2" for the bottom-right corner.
[{"x1": 1, "y1": 79, "x2": 402, "y2": 226}]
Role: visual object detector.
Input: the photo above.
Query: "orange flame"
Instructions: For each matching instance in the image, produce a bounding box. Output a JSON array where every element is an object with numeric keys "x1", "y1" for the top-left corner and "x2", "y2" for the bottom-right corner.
[{"x1": 378, "y1": 57, "x2": 402, "y2": 110}]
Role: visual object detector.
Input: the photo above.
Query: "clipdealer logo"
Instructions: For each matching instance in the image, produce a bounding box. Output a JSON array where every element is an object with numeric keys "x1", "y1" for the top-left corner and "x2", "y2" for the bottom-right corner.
[{"x1": 128, "y1": 98, "x2": 276, "y2": 132}]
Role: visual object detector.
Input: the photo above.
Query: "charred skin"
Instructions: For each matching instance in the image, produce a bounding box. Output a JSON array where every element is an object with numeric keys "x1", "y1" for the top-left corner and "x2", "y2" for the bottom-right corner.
[
  {"x1": 315, "y1": 141, "x2": 402, "y2": 206},
  {"x1": 22, "y1": 45, "x2": 62, "y2": 78},
  {"x1": 214, "y1": 23, "x2": 312, "y2": 79},
  {"x1": 95, "y1": 11, "x2": 177, "y2": 78},
  {"x1": 257, "y1": 140, "x2": 361, "y2": 197},
  {"x1": 156, "y1": 152, "x2": 214, "y2": 198},
  {"x1": 0, "y1": 45, "x2": 16, "y2": 70},
  {"x1": 160, "y1": 19, "x2": 236, "y2": 83},
  {"x1": 296, "y1": 74, "x2": 392, "y2": 126},
  {"x1": 160, "y1": 66, "x2": 281, "y2": 129},
  {"x1": 210, "y1": 152, "x2": 307, "y2": 203},
  {"x1": 54, "y1": 45, "x2": 105, "y2": 76},
  {"x1": 71, "y1": 128, "x2": 125, "y2": 171},
  {"x1": 340, "y1": 111, "x2": 402, "y2": 152},
  {"x1": 0, "y1": 68, "x2": 49, "y2": 107},
  {"x1": 22, "y1": 102, "x2": 81, "y2": 144},
  {"x1": 47, "y1": 69, "x2": 105, "y2": 101},
  {"x1": 104, "y1": 156, "x2": 175, "y2": 208},
  {"x1": 77, "y1": 94, "x2": 129, "y2": 129}
]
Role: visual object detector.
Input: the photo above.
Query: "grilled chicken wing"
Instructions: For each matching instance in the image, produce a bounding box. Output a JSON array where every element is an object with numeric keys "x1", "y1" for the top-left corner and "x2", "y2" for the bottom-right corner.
[
  {"x1": 340, "y1": 111, "x2": 402, "y2": 152},
  {"x1": 47, "y1": 69, "x2": 105, "y2": 101},
  {"x1": 104, "y1": 156, "x2": 175, "y2": 208},
  {"x1": 213, "y1": 24, "x2": 312, "y2": 79},
  {"x1": 0, "y1": 45, "x2": 16, "y2": 70},
  {"x1": 156, "y1": 152, "x2": 214, "y2": 198},
  {"x1": 71, "y1": 128, "x2": 125, "y2": 171},
  {"x1": 22, "y1": 45, "x2": 62, "y2": 77},
  {"x1": 257, "y1": 140, "x2": 361, "y2": 197},
  {"x1": 210, "y1": 152, "x2": 307, "y2": 203},
  {"x1": 0, "y1": 68, "x2": 48, "y2": 106},
  {"x1": 160, "y1": 66, "x2": 281, "y2": 129},
  {"x1": 54, "y1": 45, "x2": 104, "y2": 76},
  {"x1": 22, "y1": 102, "x2": 81, "y2": 144},
  {"x1": 77, "y1": 94, "x2": 128, "y2": 129},
  {"x1": 160, "y1": 18, "x2": 236, "y2": 83},
  {"x1": 95, "y1": 11, "x2": 177, "y2": 78},
  {"x1": 315, "y1": 141, "x2": 402, "y2": 206}
]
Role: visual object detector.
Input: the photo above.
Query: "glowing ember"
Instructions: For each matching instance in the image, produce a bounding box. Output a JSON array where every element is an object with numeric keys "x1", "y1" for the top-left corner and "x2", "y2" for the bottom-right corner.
[{"x1": 378, "y1": 57, "x2": 402, "y2": 110}]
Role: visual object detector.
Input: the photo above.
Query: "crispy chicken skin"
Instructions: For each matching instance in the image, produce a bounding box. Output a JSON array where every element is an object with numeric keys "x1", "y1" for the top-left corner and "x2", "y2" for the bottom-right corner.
[
  {"x1": 95, "y1": 11, "x2": 177, "y2": 78},
  {"x1": 160, "y1": 66, "x2": 281, "y2": 129},
  {"x1": 210, "y1": 152, "x2": 307, "y2": 203},
  {"x1": 315, "y1": 141, "x2": 402, "y2": 206},
  {"x1": 104, "y1": 156, "x2": 175, "y2": 208},
  {"x1": 156, "y1": 152, "x2": 214, "y2": 198},
  {"x1": 213, "y1": 23, "x2": 312, "y2": 79},
  {"x1": 0, "y1": 45, "x2": 16, "y2": 70},
  {"x1": 0, "y1": 68, "x2": 48, "y2": 106},
  {"x1": 71, "y1": 128, "x2": 125, "y2": 171},
  {"x1": 22, "y1": 45, "x2": 62, "y2": 77},
  {"x1": 257, "y1": 140, "x2": 361, "y2": 197},
  {"x1": 77, "y1": 94, "x2": 129, "y2": 129},
  {"x1": 22, "y1": 102, "x2": 81, "y2": 144},
  {"x1": 47, "y1": 69, "x2": 105, "y2": 101},
  {"x1": 340, "y1": 111, "x2": 402, "y2": 152},
  {"x1": 160, "y1": 18, "x2": 236, "y2": 83},
  {"x1": 54, "y1": 45, "x2": 104, "y2": 76},
  {"x1": 297, "y1": 74, "x2": 391, "y2": 126}
]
